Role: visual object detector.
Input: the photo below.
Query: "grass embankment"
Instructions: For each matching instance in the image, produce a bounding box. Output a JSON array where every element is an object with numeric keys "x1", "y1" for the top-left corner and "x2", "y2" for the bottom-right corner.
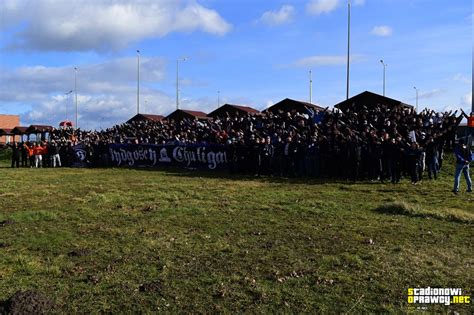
[{"x1": 0, "y1": 158, "x2": 472, "y2": 313}]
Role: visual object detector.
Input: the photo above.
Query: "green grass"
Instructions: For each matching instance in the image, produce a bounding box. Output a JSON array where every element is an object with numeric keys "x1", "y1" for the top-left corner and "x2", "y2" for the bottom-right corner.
[
  {"x1": 0, "y1": 147, "x2": 11, "y2": 168},
  {"x1": 0, "y1": 158, "x2": 472, "y2": 313},
  {"x1": 375, "y1": 201, "x2": 473, "y2": 224}
]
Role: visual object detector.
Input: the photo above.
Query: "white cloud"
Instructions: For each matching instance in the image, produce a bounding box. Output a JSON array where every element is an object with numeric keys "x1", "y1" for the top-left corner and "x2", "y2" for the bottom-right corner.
[
  {"x1": 306, "y1": 0, "x2": 339, "y2": 15},
  {"x1": 293, "y1": 55, "x2": 363, "y2": 67},
  {"x1": 265, "y1": 100, "x2": 275, "y2": 109},
  {"x1": 418, "y1": 89, "x2": 443, "y2": 100},
  {"x1": 451, "y1": 73, "x2": 471, "y2": 84},
  {"x1": 0, "y1": 57, "x2": 178, "y2": 129},
  {"x1": 259, "y1": 5, "x2": 295, "y2": 26},
  {"x1": 305, "y1": 0, "x2": 365, "y2": 15},
  {"x1": 371, "y1": 25, "x2": 393, "y2": 37},
  {"x1": 1, "y1": 0, "x2": 232, "y2": 52},
  {"x1": 461, "y1": 92, "x2": 472, "y2": 107}
]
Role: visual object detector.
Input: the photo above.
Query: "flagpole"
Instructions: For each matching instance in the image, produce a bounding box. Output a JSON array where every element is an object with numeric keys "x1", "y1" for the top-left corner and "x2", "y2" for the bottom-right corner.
[{"x1": 346, "y1": 0, "x2": 351, "y2": 100}]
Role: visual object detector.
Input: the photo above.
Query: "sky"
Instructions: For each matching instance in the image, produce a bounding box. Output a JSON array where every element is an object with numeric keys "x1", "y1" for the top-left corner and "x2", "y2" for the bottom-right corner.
[{"x1": 0, "y1": 0, "x2": 472, "y2": 130}]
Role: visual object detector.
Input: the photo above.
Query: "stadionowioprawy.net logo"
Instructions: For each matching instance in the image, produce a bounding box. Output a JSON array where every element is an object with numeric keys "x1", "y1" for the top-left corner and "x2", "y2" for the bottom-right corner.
[{"x1": 407, "y1": 287, "x2": 470, "y2": 306}]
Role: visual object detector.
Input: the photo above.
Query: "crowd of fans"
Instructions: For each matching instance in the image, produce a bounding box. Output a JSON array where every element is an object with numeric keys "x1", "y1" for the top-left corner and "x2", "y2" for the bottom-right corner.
[{"x1": 7, "y1": 103, "x2": 470, "y2": 184}]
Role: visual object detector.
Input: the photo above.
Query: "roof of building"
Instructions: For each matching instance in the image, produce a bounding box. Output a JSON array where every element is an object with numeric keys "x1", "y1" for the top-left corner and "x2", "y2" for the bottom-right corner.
[
  {"x1": 264, "y1": 98, "x2": 325, "y2": 114},
  {"x1": 224, "y1": 104, "x2": 260, "y2": 113},
  {"x1": 166, "y1": 109, "x2": 209, "y2": 120},
  {"x1": 11, "y1": 126, "x2": 28, "y2": 134},
  {"x1": 26, "y1": 125, "x2": 54, "y2": 133},
  {"x1": 179, "y1": 110, "x2": 208, "y2": 118},
  {"x1": 127, "y1": 113, "x2": 165, "y2": 124},
  {"x1": 0, "y1": 128, "x2": 12, "y2": 135},
  {"x1": 334, "y1": 91, "x2": 413, "y2": 111},
  {"x1": 141, "y1": 114, "x2": 165, "y2": 121},
  {"x1": 207, "y1": 104, "x2": 260, "y2": 117}
]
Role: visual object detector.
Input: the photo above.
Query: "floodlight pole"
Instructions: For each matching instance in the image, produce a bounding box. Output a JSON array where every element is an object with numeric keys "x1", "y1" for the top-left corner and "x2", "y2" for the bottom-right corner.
[
  {"x1": 217, "y1": 90, "x2": 220, "y2": 109},
  {"x1": 309, "y1": 70, "x2": 313, "y2": 104},
  {"x1": 413, "y1": 86, "x2": 419, "y2": 112},
  {"x1": 176, "y1": 57, "x2": 187, "y2": 110},
  {"x1": 65, "y1": 90, "x2": 73, "y2": 121},
  {"x1": 137, "y1": 50, "x2": 140, "y2": 114},
  {"x1": 74, "y1": 67, "x2": 78, "y2": 128},
  {"x1": 346, "y1": 0, "x2": 351, "y2": 100},
  {"x1": 380, "y1": 60, "x2": 387, "y2": 96}
]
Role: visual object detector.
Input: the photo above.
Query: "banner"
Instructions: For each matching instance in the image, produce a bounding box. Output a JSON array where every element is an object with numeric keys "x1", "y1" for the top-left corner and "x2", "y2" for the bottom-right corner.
[
  {"x1": 108, "y1": 143, "x2": 228, "y2": 170},
  {"x1": 72, "y1": 143, "x2": 88, "y2": 168}
]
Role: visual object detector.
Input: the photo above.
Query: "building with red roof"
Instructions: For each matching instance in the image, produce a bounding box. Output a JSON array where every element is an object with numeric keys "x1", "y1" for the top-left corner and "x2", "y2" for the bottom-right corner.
[{"x1": 207, "y1": 104, "x2": 260, "y2": 119}]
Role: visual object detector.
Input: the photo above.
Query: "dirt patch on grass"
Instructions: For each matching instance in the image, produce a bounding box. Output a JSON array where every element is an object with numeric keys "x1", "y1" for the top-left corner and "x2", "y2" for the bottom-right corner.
[
  {"x1": 0, "y1": 290, "x2": 54, "y2": 314},
  {"x1": 374, "y1": 201, "x2": 473, "y2": 224}
]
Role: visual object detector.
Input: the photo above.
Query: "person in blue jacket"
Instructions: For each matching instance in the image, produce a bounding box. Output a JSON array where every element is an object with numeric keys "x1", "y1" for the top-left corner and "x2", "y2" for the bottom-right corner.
[{"x1": 452, "y1": 138, "x2": 472, "y2": 194}]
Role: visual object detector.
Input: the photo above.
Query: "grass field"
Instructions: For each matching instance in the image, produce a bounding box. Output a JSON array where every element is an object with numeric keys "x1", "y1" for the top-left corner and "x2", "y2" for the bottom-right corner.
[{"x1": 0, "y1": 150, "x2": 472, "y2": 313}]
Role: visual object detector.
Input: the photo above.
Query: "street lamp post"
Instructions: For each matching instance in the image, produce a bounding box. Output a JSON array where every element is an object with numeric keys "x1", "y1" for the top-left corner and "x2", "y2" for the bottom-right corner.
[
  {"x1": 413, "y1": 86, "x2": 419, "y2": 112},
  {"x1": 65, "y1": 90, "x2": 73, "y2": 121},
  {"x1": 137, "y1": 50, "x2": 140, "y2": 114},
  {"x1": 176, "y1": 57, "x2": 187, "y2": 110},
  {"x1": 346, "y1": 0, "x2": 351, "y2": 100},
  {"x1": 74, "y1": 67, "x2": 78, "y2": 128},
  {"x1": 380, "y1": 60, "x2": 387, "y2": 96}
]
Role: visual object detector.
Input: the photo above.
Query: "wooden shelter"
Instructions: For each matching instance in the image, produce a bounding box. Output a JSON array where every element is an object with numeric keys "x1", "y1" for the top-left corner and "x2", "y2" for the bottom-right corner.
[
  {"x1": 25, "y1": 125, "x2": 54, "y2": 142},
  {"x1": 10, "y1": 126, "x2": 29, "y2": 143},
  {"x1": 127, "y1": 114, "x2": 165, "y2": 124},
  {"x1": 0, "y1": 128, "x2": 12, "y2": 144},
  {"x1": 334, "y1": 91, "x2": 413, "y2": 112},
  {"x1": 264, "y1": 98, "x2": 324, "y2": 114},
  {"x1": 166, "y1": 109, "x2": 209, "y2": 122},
  {"x1": 207, "y1": 104, "x2": 260, "y2": 119}
]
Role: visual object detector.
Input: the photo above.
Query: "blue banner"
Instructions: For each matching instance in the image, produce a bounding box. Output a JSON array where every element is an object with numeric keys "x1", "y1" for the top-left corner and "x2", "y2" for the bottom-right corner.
[
  {"x1": 72, "y1": 143, "x2": 88, "y2": 168},
  {"x1": 108, "y1": 143, "x2": 228, "y2": 170}
]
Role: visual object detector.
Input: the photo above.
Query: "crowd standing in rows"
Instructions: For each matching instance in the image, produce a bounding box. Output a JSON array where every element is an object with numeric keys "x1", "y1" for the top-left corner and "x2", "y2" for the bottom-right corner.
[{"x1": 7, "y1": 103, "x2": 472, "y2": 190}]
